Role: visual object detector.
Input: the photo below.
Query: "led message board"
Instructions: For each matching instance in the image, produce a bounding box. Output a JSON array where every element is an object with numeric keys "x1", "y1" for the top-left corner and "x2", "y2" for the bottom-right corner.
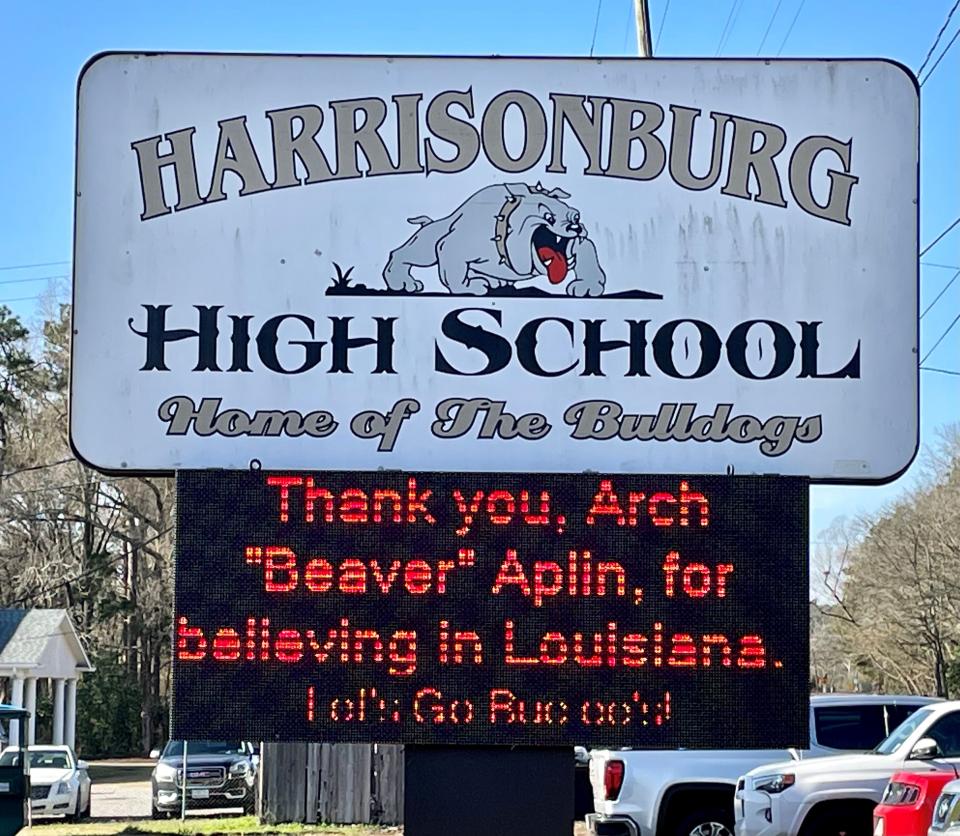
[{"x1": 172, "y1": 471, "x2": 809, "y2": 747}]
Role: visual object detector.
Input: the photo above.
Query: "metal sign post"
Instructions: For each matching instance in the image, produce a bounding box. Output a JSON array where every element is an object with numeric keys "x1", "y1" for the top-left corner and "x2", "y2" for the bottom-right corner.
[
  {"x1": 180, "y1": 741, "x2": 188, "y2": 821},
  {"x1": 405, "y1": 746, "x2": 573, "y2": 836}
]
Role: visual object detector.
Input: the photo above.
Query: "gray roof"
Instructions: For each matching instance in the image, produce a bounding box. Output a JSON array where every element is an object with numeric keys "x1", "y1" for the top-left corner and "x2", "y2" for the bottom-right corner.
[
  {"x1": 0, "y1": 609, "x2": 94, "y2": 672},
  {"x1": 0, "y1": 610, "x2": 27, "y2": 658}
]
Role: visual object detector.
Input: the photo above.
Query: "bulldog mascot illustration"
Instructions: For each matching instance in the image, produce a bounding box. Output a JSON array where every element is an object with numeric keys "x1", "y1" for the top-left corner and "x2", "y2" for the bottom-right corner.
[{"x1": 382, "y1": 182, "x2": 607, "y2": 296}]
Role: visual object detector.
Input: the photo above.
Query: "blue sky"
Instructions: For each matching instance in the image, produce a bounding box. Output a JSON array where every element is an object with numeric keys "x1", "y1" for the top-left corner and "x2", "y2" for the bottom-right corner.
[{"x1": 1, "y1": 0, "x2": 957, "y2": 540}]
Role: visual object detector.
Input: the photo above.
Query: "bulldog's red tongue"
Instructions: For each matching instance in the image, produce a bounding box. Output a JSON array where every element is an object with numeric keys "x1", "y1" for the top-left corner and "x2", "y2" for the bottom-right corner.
[{"x1": 537, "y1": 246, "x2": 568, "y2": 284}]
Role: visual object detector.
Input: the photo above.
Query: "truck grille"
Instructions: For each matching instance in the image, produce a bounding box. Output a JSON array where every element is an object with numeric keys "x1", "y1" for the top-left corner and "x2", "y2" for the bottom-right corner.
[
  {"x1": 30, "y1": 785, "x2": 50, "y2": 800},
  {"x1": 178, "y1": 766, "x2": 226, "y2": 788}
]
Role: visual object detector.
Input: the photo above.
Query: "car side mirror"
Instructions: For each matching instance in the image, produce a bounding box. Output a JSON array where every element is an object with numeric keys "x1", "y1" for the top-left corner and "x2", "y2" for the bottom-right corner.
[
  {"x1": 77, "y1": 760, "x2": 88, "y2": 770},
  {"x1": 149, "y1": 749, "x2": 161, "y2": 760},
  {"x1": 910, "y1": 737, "x2": 940, "y2": 760}
]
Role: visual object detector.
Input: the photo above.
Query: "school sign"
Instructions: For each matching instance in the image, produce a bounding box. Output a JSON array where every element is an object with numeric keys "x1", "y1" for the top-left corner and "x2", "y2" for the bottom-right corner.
[{"x1": 71, "y1": 54, "x2": 919, "y2": 480}]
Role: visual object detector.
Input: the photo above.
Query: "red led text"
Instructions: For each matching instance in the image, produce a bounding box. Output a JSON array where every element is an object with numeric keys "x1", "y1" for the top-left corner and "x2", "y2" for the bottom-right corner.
[{"x1": 244, "y1": 546, "x2": 475, "y2": 595}]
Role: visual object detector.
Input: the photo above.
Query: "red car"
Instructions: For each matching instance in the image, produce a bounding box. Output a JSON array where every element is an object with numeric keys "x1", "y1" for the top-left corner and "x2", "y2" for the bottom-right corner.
[{"x1": 874, "y1": 766, "x2": 959, "y2": 835}]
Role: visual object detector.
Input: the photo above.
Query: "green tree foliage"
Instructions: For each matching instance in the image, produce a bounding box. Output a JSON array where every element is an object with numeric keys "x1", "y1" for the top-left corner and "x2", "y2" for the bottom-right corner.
[
  {"x1": 0, "y1": 303, "x2": 174, "y2": 755},
  {"x1": 0, "y1": 305, "x2": 42, "y2": 485},
  {"x1": 75, "y1": 653, "x2": 144, "y2": 757}
]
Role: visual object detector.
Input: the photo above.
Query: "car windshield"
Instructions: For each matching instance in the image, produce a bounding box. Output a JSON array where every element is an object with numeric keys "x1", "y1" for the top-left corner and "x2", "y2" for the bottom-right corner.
[
  {"x1": 873, "y1": 707, "x2": 934, "y2": 754},
  {"x1": 0, "y1": 749, "x2": 71, "y2": 768},
  {"x1": 162, "y1": 741, "x2": 245, "y2": 757}
]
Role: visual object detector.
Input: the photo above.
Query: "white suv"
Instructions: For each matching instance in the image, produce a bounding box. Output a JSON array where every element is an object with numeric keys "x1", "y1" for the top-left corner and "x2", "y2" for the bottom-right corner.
[
  {"x1": 736, "y1": 700, "x2": 960, "y2": 836},
  {"x1": 588, "y1": 694, "x2": 934, "y2": 836}
]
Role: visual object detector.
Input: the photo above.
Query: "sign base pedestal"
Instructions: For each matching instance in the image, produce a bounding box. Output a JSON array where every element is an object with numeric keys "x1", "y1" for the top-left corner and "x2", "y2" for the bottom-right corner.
[{"x1": 404, "y1": 745, "x2": 573, "y2": 836}]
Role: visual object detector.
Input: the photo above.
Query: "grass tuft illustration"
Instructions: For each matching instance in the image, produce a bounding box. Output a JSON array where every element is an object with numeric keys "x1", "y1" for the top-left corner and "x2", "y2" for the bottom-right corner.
[
  {"x1": 326, "y1": 263, "x2": 418, "y2": 296},
  {"x1": 324, "y1": 262, "x2": 663, "y2": 299}
]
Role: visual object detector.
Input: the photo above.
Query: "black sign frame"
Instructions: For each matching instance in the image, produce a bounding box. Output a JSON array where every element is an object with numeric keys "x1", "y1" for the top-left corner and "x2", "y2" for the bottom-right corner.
[{"x1": 172, "y1": 470, "x2": 809, "y2": 748}]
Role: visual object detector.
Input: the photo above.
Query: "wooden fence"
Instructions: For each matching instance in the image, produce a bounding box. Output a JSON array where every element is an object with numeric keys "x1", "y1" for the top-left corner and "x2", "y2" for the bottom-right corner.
[{"x1": 260, "y1": 742, "x2": 403, "y2": 825}]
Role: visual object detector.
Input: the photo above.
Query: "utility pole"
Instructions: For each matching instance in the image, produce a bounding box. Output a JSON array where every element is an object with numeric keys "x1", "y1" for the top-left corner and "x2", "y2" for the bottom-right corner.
[{"x1": 634, "y1": 0, "x2": 653, "y2": 56}]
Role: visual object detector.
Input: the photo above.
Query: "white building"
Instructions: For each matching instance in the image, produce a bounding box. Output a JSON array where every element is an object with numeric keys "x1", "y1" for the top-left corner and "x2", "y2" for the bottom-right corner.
[{"x1": 0, "y1": 609, "x2": 94, "y2": 749}]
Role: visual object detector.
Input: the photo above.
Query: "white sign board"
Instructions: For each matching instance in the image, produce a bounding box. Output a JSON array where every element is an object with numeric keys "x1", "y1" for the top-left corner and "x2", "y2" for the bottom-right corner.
[{"x1": 72, "y1": 54, "x2": 918, "y2": 481}]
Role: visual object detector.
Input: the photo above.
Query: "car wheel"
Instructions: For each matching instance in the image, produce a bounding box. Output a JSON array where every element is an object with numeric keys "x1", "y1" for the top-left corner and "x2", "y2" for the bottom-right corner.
[
  {"x1": 151, "y1": 805, "x2": 168, "y2": 820},
  {"x1": 66, "y1": 797, "x2": 82, "y2": 823},
  {"x1": 674, "y1": 808, "x2": 735, "y2": 836}
]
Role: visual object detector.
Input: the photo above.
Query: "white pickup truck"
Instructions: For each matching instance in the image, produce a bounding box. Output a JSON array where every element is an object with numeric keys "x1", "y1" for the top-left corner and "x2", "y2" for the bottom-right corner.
[{"x1": 586, "y1": 693, "x2": 937, "y2": 836}]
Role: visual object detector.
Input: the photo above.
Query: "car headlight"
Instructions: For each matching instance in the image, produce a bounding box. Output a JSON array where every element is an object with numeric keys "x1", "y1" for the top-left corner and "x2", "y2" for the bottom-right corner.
[
  {"x1": 229, "y1": 761, "x2": 251, "y2": 776},
  {"x1": 933, "y1": 793, "x2": 958, "y2": 828},
  {"x1": 55, "y1": 781, "x2": 71, "y2": 795},
  {"x1": 154, "y1": 763, "x2": 177, "y2": 781},
  {"x1": 752, "y1": 773, "x2": 795, "y2": 794},
  {"x1": 882, "y1": 781, "x2": 921, "y2": 806}
]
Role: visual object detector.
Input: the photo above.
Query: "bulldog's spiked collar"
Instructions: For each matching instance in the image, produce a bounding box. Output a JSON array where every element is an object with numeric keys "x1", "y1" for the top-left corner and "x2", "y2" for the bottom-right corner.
[
  {"x1": 493, "y1": 195, "x2": 522, "y2": 270},
  {"x1": 492, "y1": 183, "x2": 551, "y2": 273}
]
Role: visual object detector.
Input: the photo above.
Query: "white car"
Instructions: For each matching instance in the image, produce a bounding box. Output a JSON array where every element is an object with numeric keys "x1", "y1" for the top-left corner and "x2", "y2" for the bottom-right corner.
[
  {"x1": 0, "y1": 745, "x2": 91, "y2": 820},
  {"x1": 736, "y1": 700, "x2": 960, "y2": 836}
]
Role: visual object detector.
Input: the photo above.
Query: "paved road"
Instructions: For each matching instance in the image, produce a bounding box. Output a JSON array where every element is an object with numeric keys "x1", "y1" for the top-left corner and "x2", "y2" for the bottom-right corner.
[
  {"x1": 79, "y1": 761, "x2": 589, "y2": 829},
  {"x1": 85, "y1": 761, "x2": 152, "y2": 820},
  {"x1": 84, "y1": 761, "x2": 244, "y2": 821},
  {"x1": 90, "y1": 780, "x2": 245, "y2": 820},
  {"x1": 91, "y1": 778, "x2": 151, "y2": 819}
]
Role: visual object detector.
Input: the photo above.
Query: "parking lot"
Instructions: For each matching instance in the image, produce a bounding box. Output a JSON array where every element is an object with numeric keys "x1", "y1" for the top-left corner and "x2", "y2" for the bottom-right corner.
[
  {"x1": 34, "y1": 759, "x2": 248, "y2": 823},
  {"x1": 21, "y1": 760, "x2": 591, "y2": 834},
  {"x1": 85, "y1": 760, "x2": 152, "y2": 820}
]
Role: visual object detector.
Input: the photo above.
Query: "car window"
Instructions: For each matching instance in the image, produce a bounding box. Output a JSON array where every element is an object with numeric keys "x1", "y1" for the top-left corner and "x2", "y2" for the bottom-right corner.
[
  {"x1": 925, "y1": 713, "x2": 960, "y2": 758},
  {"x1": 886, "y1": 703, "x2": 925, "y2": 734},
  {"x1": 0, "y1": 749, "x2": 71, "y2": 768},
  {"x1": 875, "y1": 707, "x2": 936, "y2": 754},
  {"x1": 162, "y1": 740, "x2": 245, "y2": 757},
  {"x1": 815, "y1": 705, "x2": 888, "y2": 750},
  {"x1": 0, "y1": 749, "x2": 20, "y2": 767},
  {"x1": 31, "y1": 752, "x2": 70, "y2": 769}
]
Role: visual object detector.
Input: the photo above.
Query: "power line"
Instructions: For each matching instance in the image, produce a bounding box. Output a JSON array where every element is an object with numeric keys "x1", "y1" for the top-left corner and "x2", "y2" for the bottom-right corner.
[
  {"x1": 2, "y1": 481, "x2": 97, "y2": 499},
  {"x1": 0, "y1": 293, "x2": 63, "y2": 305},
  {"x1": 715, "y1": 0, "x2": 740, "y2": 56},
  {"x1": 10, "y1": 525, "x2": 174, "y2": 608},
  {"x1": 776, "y1": 0, "x2": 807, "y2": 56},
  {"x1": 717, "y1": 0, "x2": 745, "y2": 55},
  {"x1": 923, "y1": 261, "x2": 960, "y2": 270},
  {"x1": 756, "y1": 0, "x2": 785, "y2": 55},
  {"x1": 590, "y1": 0, "x2": 604, "y2": 56},
  {"x1": 922, "y1": 366, "x2": 960, "y2": 376},
  {"x1": 921, "y1": 269, "x2": 960, "y2": 319},
  {"x1": 655, "y1": 0, "x2": 672, "y2": 52},
  {"x1": 2, "y1": 458, "x2": 75, "y2": 479},
  {"x1": 917, "y1": 0, "x2": 960, "y2": 76},
  {"x1": 0, "y1": 260, "x2": 69, "y2": 273},
  {"x1": 0, "y1": 273, "x2": 68, "y2": 287},
  {"x1": 921, "y1": 311, "x2": 960, "y2": 365},
  {"x1": 921, "y1": 26, "x2": 960, "y2": 86},
  {"x1": 921, "y1": 216, "x2": 960, "y2": 256}
]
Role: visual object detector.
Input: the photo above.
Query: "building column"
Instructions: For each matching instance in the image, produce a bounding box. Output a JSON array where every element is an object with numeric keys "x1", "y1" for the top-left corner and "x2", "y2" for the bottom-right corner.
[
  {"x1": 52, "y1": 678, "x2": 66, "y2": 745},
  {"x1": 23, "y1": 678, "x2": 37, "y2": 746},
  {"x1": 9, "y1": 677, "x2": 24, "y2": 746},
  {"x1": 64, "y1": 679, "x2": 77, "y2": 750}
]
